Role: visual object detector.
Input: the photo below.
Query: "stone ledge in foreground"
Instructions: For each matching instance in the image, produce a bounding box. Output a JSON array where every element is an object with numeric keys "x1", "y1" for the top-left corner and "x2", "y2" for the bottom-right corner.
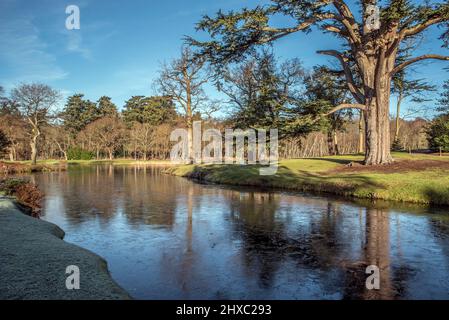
[{"x1": 0, "y1": 196, "x2": 131, "y2": 300}]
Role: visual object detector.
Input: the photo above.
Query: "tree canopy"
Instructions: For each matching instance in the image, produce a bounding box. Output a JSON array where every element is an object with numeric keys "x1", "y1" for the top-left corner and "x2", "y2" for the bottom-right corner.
[
  {"x1": 187, "y1": 0, "x2": 449, "y2": 165},
  {"x1": 122, "y1": 95, "x2": 177, "y2": 125}
]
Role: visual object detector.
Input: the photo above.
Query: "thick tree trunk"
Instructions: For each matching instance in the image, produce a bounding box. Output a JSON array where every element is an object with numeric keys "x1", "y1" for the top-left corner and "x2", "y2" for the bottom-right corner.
[
  {"x1": 364, "y1": 96, "x2": 393, "y2": 165},
  {"x1": 362, "y1": 53, "x2": 394, "y2": 165}
]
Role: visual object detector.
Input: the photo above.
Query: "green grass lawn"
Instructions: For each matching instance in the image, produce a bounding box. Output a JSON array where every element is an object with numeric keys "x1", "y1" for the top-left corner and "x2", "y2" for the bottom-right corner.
[{"x1": 165, "y1": 152, "x2": 449, "y2": 206}]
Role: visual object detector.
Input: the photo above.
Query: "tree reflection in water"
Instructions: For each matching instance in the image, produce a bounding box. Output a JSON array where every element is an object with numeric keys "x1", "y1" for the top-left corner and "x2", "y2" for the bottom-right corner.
[{"x1": 31, "y1": 166, "x2": 449, "y2": 299}]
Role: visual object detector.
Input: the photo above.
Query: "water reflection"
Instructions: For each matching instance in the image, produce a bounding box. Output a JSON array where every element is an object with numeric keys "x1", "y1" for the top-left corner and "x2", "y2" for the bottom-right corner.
[{"x1": 31, "y1": 165, "x2": 449, "y2": 299}]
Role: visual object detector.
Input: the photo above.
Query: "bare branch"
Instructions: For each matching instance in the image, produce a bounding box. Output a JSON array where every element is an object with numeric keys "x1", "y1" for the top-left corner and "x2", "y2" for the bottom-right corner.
[
  {"x1": 391, "y1": 54, "x2": 449, "y2": 75},
  {"x1": 400, "y1": 16, "x2": 446, "y2": 38},
  {"x1": 332, "y1": 0, "x2": 361, "y2": 46},
  {"x1": 324, "y1": 103, "x2": 366, "y2": 116}
]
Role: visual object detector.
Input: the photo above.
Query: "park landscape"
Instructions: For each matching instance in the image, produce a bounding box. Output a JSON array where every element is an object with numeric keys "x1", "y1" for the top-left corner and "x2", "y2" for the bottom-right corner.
[{"x1": 1, "y1": 0, "x2": 449, "y2": 301}]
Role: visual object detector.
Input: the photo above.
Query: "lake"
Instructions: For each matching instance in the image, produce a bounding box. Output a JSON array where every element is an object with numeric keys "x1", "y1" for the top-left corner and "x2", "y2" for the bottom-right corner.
[{"x1": 27, "y1": 164, "x2": 449, "y2": 299}]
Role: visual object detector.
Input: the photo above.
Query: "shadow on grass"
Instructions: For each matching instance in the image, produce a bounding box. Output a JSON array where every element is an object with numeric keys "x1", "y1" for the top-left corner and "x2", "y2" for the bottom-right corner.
[
  {"x1": 186, "y1": 163, "x2": 386, "y2": 199},
  {"x1": 307, "y1": 157, "x2": 363, "y2": 165},
  {"x1": 424, "y1": 187, "x2": 449, "y2": 206},
  {"x1": 293, "y1": 169, "x2": 385, "y2": 195}
]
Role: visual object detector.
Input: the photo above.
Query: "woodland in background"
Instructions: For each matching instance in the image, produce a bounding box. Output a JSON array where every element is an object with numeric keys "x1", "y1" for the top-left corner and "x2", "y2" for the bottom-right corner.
[
  {"x1": 0, "y1": 51, "x2": 446, "y2": 162},
  {"x1": 0, "y1": 81, "x2": 434, "y2": 162}
]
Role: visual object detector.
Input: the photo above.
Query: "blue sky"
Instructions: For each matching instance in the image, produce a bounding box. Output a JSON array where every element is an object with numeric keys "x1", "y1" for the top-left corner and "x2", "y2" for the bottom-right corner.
[{"x1": 1, "y1": 0, "x2": 448, "y2": 118}]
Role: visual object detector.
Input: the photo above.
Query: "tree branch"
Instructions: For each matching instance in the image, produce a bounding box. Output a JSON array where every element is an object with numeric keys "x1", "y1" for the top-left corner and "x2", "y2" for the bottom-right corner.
[
  {"x1": 400, "y1": 16, "x2": 446, "y2": 38},
  {"x1": 317, "y1": 50, "x2": 364, "y2": 103},
  {"x1": 332, "y1": 0, "x2": 361, "y2": 46},
  {"x1": 260, "y1": 12, "x2": 340, "y2": 43},
  {"x1": 391, "y1": 54, "x2": 449, "y2": 75},
  {"x1": 324, "y1": 103, "x2": 366, "y2": 116}
]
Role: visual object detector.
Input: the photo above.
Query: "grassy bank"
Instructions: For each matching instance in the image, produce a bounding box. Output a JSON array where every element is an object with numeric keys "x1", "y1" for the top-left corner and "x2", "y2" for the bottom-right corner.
[{"x1": 165, "y1": 152, "x2": 449, "y2": 206}]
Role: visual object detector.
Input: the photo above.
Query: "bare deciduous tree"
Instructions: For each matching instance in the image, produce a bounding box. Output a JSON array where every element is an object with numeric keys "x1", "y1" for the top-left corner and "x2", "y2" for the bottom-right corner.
[
  {"x1": 129, "y1": 122, "x2": 153, "y2": 160},
  {"x1": 156, "y1": 47, "x2": 209, "y2": 162},
  {"x1": 82, "y1": 116, "x2": 127, "y2": 160},
  {"x1": 45, "y1": 126, "x2": 71, "y2": 160},
  {"x1": 11, "y1": 83, "x2": 60, "y2": 164}
]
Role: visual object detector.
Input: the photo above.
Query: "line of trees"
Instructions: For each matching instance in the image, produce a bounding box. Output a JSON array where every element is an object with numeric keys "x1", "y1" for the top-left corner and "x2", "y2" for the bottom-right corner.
[{"x1": 0, "y1": 57, "x2": 443, "y2": 162}]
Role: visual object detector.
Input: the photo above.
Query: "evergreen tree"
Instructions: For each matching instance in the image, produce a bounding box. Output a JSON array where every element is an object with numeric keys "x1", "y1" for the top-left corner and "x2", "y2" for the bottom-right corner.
[
  {"x1": 427, "y1": 79, "x2": 449, "y2": 152},
  {"x1": 122, "y1": 96, "x2": 177, "y2": 125},
  {"x1": 427, "y1": 115, "x2": 449, "y2": 152},
  {"x1": 97, "y1": 96, "x2": 118, "y2": 117},
  {"x1": 61, "y1": 94, "x2": 99, "y2": 136},
  {"x1": 437, "y1": 80, "x2": 449, "y2": 115},
  {"x1": 302, "y1": 66, "x2": 352, "y2": 155},
  {"x1": 188, "y1": 0, "x2": 449, "y2": 165},
  {"x1": 219, "y1": 50, "x2": 304, "y2": 130}
]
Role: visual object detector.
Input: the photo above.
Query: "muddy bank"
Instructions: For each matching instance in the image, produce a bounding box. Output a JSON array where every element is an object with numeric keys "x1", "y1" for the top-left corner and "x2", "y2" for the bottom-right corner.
[{"x1": 0, "y1": 196, "x2": 130, "y2": 300}]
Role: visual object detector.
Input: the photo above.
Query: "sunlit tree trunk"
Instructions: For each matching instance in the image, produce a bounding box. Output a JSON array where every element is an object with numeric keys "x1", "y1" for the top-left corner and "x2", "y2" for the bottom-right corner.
[
  {"x1": 333, "y1": 131, "x2": 339, "y2": 155},
  {"x1": 394, "y1": 92, "x2": 403, "y2": 142},
  {"x1": 360, "y1": 44, "x2": 396, "y2": 165},
  {"x1": 9, "y1": 148, "x2": 15, "y2": 161},
  {"x1": 30, "y1": 130, "x2": 39, "y2": 165},
  {"x1": 358, "y1": 112, "x2": 364, "y2": 154}
]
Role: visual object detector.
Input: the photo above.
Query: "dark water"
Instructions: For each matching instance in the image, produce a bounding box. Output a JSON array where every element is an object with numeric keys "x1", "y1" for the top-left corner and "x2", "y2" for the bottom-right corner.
[{"x1": 28, "y1": 165, "x2": 449, "y2": 299}]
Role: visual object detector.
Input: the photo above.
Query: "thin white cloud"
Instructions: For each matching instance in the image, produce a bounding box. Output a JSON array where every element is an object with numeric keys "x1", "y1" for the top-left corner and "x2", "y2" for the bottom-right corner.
[
  {"x1": 62, "y1": 19, "x2": 115, "y2": 60},
  {"x1": 0, "y1": 17, "x2": 68, "y2": 87},
  {"x1": 65, "y1": 31, "x2": 92, "y2": 59}
]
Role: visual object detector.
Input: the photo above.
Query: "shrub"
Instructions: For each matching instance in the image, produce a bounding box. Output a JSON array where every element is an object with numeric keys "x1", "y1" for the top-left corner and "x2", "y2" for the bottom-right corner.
[
  {"x1": 67, "y1": 147, "x2": 94, "y2": 160},
  {"x1": 0, "y1": 178, "x2": 43, "y2": 217}
]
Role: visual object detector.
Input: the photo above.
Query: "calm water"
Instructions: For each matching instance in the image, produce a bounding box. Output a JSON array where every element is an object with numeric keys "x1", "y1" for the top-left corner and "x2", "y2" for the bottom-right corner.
[{"x1": 27, "y1": 165, "x2": 449, "y2": 299}]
